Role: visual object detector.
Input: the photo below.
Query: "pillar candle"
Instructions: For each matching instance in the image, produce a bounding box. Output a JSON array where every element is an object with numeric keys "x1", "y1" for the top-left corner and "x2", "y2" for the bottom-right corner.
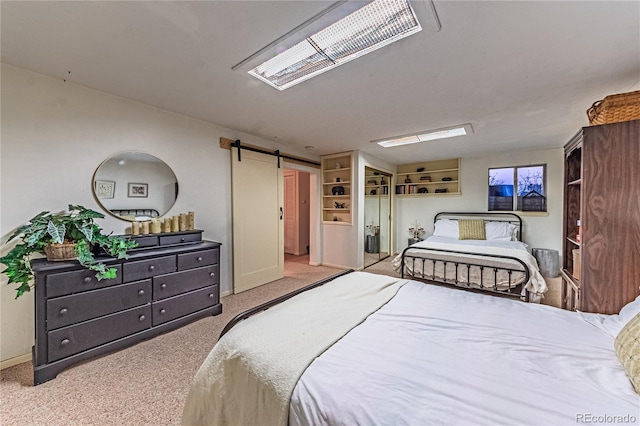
[
  {"x1": 163, "y1": 218, "x2": 172, "y2": 233},
  {"x1": 171, "y1": 215, "x2": 180, "y2": 232},
  {"x1": 187, "y1": 211, "x2": 195, "y2": 230},
  {"x1": 131, "y1": 221, "x2": 140, "y2": 235},
  {"x1": 179, "y1": 213, "x2": 187, "y2": 231},
  {"x1": 150, "y1": 219, "x2": 162, "y2": 234},
  {"x1": 141, "y1": 221, "x2": 150, "y2": 235}
]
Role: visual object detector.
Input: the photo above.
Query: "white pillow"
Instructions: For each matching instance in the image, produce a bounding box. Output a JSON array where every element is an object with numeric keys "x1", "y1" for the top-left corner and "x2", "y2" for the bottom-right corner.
[
  {"x1": 485, "y1": 221, "x2": 518, "y2": 241},
  {"x1": 433, "y1": 219, "x2": 459, "y2": 239},
  {"x1": 601, "y1": 296, "x2": 640, "y2": 337}
]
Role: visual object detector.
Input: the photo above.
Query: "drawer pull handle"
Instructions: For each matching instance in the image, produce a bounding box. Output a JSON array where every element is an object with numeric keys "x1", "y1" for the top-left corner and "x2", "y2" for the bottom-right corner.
[
  {"x1": 161, "y1": 283, "x2": 167, "y2": 289},
  {"x1": 59, "y1": 308, "x2": 68, "y2": 315},
  {"x1": 61, "y1": 338, "x2": 70, "y2": 346},
  {"x1": 149, "y1": 265, "x2": 155, "y2": 271},
  {"x1": 83, "y1": 277, "x2": 92, "y2": 284},
  {"x1": 197, "y1": 257, "x2": 203, "y2": 262},
  {"x1": 139, "y1": 315, "x2": 146, "y2": 322},
  {"x1": 208, "y1": 293, "x2": 214, "y2": 300},
  {"x1": 160, "y1": 309, "x2": 166, "y2": 315},
  {"x1": 138, "y1": 289, "x2": 145, "y2": 296},
  {"x1": 181, "y1": 237, "x2": 186, "y2": 242},
  {"x1": 209, "y1": 272, "x2": 216, "y2": 278}
]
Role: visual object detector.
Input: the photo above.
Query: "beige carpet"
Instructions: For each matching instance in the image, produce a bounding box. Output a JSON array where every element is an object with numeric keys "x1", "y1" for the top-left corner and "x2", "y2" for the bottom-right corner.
[
  {"x1": 1, "y1": 255, "x2": 562, "y2": 426},
  {"x1": 0, "y1": 255, "x2": 342, "y2": 426}
]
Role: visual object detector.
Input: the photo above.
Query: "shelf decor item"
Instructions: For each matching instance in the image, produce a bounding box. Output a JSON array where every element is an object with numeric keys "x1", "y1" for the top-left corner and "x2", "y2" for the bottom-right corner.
[
  {"x1": 0, "y1": 205, "x2": 138, "y2": 298},
  {"x1": 332, "y1": 186, "x2": 345, "y2": 195},
  {"x1": 586, "y1": 90, "x2": 640, "y2": 125}
]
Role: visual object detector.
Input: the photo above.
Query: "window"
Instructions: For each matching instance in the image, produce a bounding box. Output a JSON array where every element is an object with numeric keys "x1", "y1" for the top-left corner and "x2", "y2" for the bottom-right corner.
[{"x1": 488, "y1": 165, "x2": 547, "y2": 212}]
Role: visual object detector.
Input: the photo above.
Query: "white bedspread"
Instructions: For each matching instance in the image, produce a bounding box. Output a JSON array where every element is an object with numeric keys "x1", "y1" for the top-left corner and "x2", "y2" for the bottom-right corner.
[
  {"x1": 181, "y1": 272, "x2": 406, "y2": 426},
  {"x1": 290, "y1": 279, "x2": 639, "y2": 425},
  {"x1": 392, "y1": 236, "x2": 547, "y2": 296}
]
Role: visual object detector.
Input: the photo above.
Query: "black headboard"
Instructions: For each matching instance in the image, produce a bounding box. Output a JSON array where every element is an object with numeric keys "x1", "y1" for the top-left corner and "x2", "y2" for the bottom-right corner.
[{"x1": 434, "y1": 212, "x2": 523, "y2": 241}]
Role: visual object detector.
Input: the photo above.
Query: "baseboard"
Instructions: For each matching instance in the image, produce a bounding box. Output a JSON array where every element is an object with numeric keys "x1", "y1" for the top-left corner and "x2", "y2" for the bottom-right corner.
[
  {"x1": 1, "y1": 353, "x2": 31, "y2": 370},
  {"x1": 220, "y1": 289, "x2": 233, "y2": 298},
  {"x1": 308, "y1": 261, "x2": 320, "y2": 266},
  {"x1": 320, "y1": 262, "x2": 352, "y2": 270}
]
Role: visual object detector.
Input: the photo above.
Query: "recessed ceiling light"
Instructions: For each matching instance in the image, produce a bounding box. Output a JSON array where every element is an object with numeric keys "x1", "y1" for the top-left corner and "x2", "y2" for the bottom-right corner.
[
  {"x1": 373, "y1": 123, "x2": 474, "y2": 148},
  {"x1": 248, "y1": 0, "x2": 422, "y2": 91},
  {"x1": 305, "y1": 145, "x2": 316, "y2": 150}
]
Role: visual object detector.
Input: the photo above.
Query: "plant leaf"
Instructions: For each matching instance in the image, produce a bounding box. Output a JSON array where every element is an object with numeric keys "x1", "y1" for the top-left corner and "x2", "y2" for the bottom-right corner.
[
  {"x1": 78, "y1": 224, "x2": 94, "y2": 242},
  {"x1": 47, "y1": 221, "x2": 66, "y2": 244}
]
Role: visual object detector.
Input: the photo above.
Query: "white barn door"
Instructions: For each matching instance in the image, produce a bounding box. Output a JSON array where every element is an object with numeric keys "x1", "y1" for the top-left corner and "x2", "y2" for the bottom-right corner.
[{"x1": 231, "y1": 149, "x2": 284, "y2": 293}]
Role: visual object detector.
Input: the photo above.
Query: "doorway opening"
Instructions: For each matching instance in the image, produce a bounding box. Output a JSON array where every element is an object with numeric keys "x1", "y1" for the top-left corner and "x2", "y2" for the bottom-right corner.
[{"x1": 283, "y1": 169, "x2": 312, "y2": 276}]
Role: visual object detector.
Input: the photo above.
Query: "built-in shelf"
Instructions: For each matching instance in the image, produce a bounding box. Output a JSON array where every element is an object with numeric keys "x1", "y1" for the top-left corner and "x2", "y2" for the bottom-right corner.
[
  {"x1": 321, "y1": 152, "x2": 353, "y2": 224},
  {"x1": 396, "y1": 158, "x2": 460, "y2": 196}
]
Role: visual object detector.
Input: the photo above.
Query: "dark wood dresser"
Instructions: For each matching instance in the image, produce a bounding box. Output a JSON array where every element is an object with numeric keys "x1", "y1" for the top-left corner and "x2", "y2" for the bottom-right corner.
[
  {"x1": 561, "y1": 119, "x2": 640, "y2": 314},
  {"x1": 31, "y1": 230, "x2": 222, "y2": 385}
]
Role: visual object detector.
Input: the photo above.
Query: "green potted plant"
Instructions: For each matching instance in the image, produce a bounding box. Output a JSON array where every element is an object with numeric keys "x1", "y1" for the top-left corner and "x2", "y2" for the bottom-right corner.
[{"x1": 0, "y1": 204, "x2": 138, "y2": 298}]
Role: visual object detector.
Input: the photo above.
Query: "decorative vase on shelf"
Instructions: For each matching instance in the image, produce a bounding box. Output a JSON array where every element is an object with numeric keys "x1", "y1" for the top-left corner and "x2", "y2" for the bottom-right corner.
[{"x1": 405, "y1": 175, "x2": 411, "y2": 183}]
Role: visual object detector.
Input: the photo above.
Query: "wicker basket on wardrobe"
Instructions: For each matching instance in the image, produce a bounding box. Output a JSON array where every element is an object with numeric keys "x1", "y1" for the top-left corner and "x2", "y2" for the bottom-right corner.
[{"x1": 586, "y1": 90, "x2": 640, "y2": 125}]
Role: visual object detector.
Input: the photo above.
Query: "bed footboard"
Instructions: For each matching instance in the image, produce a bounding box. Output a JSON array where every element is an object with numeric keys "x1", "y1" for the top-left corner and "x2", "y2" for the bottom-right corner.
[
  {"x1": 219, "y1": 269, "x2": 355, "y2": 338},
  {"x1": 401, "y1": 247, "x2": 531, "y2": 301}
]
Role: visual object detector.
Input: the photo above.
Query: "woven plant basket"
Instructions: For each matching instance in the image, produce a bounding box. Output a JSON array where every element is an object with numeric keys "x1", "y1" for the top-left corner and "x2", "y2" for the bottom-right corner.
[
  {"x1": 586, "y1": 90, "x2": 640, "y2": 125},
  {"x1": 43, "y1": 242, "x2": 77, "y2": 261}
]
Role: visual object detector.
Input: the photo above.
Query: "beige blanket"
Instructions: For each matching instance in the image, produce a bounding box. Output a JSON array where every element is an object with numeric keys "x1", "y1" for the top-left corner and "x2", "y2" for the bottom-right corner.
[{"x1": 181, "y1": 272, "x2": 407, "y2": 426}]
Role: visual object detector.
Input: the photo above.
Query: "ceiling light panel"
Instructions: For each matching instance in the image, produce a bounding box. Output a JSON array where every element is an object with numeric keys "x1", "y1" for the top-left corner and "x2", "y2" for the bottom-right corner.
[
  {"x1": 373, "y1": 124, "x2": 474, "y2": 148},
  {"x1": 249, "y1": 0, "x2": 422, "y2": 90}
]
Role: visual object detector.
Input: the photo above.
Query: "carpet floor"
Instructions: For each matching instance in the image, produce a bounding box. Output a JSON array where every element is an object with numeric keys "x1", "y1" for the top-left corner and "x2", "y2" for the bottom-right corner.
[
  {"x1": 0, "y1": 255, "x2": 342, "y2": 426},
  {"x1": 0, "y1": 254, "x2": 562, "y2": 425}
]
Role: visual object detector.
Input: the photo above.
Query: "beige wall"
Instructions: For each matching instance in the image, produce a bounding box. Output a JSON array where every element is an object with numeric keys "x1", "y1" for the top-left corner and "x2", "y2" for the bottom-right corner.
[{"x1": 0, "y1": 64, "x2": 318, "y2": 363}]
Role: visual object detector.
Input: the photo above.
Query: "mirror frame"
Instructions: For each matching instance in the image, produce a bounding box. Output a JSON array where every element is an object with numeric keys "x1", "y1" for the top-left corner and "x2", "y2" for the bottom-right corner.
[{"x1": 92, "y1": 151, "x2": 179, "y2": 222}]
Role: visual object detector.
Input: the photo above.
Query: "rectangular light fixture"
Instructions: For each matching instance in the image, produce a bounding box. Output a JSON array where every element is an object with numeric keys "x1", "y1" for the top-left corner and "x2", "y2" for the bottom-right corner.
[
  {"x1": 248, "y1": 0, "x2": 422, "y2": 91},
  {"x1": 373, "y1": 124, "x2": 474, "y2": 148}
]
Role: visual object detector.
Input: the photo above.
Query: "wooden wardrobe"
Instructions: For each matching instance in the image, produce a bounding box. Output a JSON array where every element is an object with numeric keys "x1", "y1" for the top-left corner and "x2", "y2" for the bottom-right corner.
[{"x1": 561, "y1": 119, "x2": 640, "y2": 314}]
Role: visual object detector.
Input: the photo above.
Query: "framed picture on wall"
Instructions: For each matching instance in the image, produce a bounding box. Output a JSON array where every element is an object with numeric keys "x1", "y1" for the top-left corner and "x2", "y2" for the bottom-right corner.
[
  {"x1": 128, "y1": 183, "x2": 148, "y2": 198},
  {"x1": 94, "y1": 180, "x2": 115, "y2": 199}
]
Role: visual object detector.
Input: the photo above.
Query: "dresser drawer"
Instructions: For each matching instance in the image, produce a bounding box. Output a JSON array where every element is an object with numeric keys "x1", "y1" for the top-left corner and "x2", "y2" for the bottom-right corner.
[
  {"x1": 153, "y1": 265, "x2": 219, "y2": 301},
  {"x1": 46, "y1": 266, "x2": 123, "y2": 298},
  {"x1": 130, "y1": 235, "x2": 159, "y2": 248},
  {"x1": 178, "y1": 248, "x2": 219, "y2": 271},
  {"x1": 152, "y1": 285, "x2": 218, "y2": 326},
  {"x1": 159, "y1": 232, "x2": 202, "y2": 246},
  {"x1": 47, "y1": 280, "x2": 152, "y2": 330},
  {"x1": 48, "y1": 305, "x2": 151, "y2": 362},
  {"x1": 123, "y1": 255, "x2": 176, "y2": 282}
]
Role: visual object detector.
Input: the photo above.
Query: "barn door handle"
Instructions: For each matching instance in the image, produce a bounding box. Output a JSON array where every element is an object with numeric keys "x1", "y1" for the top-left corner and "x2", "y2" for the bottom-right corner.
[{"x1": 280, "y1": 207, "x2": 283, "y2": 220}]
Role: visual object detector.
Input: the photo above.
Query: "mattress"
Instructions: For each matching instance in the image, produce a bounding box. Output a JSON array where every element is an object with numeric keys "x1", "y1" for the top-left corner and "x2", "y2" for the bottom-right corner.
[
  {"x1": 290, "y1": 278, "x2": 639, "y2": 425},
  {"x1": 392, "y1": 236, "x2": 547, "y2": 296}
]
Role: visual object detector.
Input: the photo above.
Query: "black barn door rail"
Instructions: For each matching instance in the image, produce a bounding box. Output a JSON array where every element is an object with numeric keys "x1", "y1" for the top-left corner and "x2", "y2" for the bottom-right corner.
[{"x1": 231, "y1": 139, "x2": 320, "y2": 168}]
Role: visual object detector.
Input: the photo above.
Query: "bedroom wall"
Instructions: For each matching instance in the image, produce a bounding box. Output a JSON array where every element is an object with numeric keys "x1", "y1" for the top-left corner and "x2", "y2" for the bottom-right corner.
[
  {"x1": 394, "y1": 148, "x2": 565, "y2": 257},
  {"x1": 0, "y1": 64, "x2": 320, "y2": 364}
]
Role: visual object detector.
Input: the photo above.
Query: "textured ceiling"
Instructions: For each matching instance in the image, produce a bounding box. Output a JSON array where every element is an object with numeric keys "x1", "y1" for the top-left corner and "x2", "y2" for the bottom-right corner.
[{"x1": 2, "y1": 1, "x2": 639, "y2": 164}]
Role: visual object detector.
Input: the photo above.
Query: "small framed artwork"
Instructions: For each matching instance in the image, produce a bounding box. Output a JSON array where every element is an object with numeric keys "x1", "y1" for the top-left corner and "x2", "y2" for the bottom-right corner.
[
  {"x1": 94, "y1": 180, "x2": 115, "y2": 199},
  {"x1": 128, "y1": 183, "x2": 148, "y2": 198}
]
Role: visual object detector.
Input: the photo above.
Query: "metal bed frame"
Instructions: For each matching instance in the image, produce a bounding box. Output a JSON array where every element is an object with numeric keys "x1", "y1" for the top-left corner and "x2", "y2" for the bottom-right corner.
[
  {"x1": 400, "y1": 212, "x2": 531, "y2": 300},
  {"x1": 110, "y1": 208, "x2": 160, "y2": 218}
]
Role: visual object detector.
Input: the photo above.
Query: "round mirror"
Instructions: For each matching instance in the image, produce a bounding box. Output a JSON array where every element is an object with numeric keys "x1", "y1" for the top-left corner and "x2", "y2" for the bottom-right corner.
[{"x1": 92, "y1": 152, "x2": 179, "y2": 221}]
